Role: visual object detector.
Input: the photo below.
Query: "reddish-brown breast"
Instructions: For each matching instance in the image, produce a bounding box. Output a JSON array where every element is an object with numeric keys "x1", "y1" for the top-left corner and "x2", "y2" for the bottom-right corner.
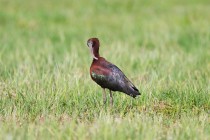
[{"x1": 90, "y1": 57, "x2": 112, "y2": 80}]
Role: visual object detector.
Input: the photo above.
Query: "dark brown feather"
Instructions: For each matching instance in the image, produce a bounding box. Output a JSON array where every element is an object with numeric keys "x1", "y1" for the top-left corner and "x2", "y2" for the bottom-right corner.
[{"x1": 90, "y1": 57, "x2": 140, "y2": 98}]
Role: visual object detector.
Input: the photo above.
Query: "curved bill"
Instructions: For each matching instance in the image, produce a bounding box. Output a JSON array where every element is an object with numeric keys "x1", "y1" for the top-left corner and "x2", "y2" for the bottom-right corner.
[{"x1": 88, "y1": 43, "x2": 98, "y2": 60}]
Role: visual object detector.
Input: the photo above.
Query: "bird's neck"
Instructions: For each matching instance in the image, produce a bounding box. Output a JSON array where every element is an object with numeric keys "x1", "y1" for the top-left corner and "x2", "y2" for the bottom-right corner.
[{"x1": 93, "y1": 47, "x2": 100, "y2": 60}]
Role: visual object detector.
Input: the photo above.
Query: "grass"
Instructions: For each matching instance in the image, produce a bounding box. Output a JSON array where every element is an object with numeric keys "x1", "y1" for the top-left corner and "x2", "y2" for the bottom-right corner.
[{"x1": 0, "y1": 0, "x2": 210, "y2": 139}]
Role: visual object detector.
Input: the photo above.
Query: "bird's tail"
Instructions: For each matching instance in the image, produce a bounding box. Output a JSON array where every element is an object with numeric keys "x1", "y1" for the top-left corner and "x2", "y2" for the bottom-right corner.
[
  {"x1": 121, "y1": 75, "x2": 141, "y2": 98},
  {"x1": 126, "y1": 85, "x2": 141, "y2": 98},
  {"x1": 124, "y1": 79, "x2": 141, "y2": 98}
]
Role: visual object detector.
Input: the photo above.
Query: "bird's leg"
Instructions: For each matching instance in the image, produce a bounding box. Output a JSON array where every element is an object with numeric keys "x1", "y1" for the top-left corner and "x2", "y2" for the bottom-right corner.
[
  {"x1": 109, "y1": 90, "x2": 113, "y2": 106},
  {"x1": 102, "y1": 88, "x2": 107, "y2": 104}
]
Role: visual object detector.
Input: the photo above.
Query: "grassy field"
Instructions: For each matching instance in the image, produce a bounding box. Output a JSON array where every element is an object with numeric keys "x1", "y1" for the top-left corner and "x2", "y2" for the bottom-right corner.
[{"x1": 0, "y1": 0, "x2": 210, "y2": 139}]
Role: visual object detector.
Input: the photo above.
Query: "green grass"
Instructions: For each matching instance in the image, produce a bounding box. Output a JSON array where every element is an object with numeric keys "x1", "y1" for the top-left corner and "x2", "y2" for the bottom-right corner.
[{"x1": 0, "y1": 0, "x2": 210, "y2": 139}]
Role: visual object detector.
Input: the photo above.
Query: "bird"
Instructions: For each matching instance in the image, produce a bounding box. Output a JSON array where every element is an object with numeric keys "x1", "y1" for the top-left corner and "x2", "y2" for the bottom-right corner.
[{"x1": 87, "y1": 38, "x2": 141, "y2": 105}]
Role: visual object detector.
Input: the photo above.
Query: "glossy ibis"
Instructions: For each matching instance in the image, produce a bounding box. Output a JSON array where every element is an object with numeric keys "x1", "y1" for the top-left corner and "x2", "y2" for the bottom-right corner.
[{"x1": 87, "y1": 38, "x2": 140, "y2": 105}]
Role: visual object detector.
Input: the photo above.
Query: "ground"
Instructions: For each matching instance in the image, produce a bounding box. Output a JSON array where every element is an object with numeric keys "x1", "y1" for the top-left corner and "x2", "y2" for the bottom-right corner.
[{"x1": 0, "y1": 0, "x2": 209, "y2": 139}]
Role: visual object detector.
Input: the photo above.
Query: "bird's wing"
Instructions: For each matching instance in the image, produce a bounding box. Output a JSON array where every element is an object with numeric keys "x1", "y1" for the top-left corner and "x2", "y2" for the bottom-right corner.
[
  {"x1": 91, "y1": 59, "x2": 140, "y2": 97},
  {"x1": 106, "y1": 62, "x2": 140, "y2": 96},
  {"x1": 106, "y1": 63, "x2": 134, "y2": 86}
]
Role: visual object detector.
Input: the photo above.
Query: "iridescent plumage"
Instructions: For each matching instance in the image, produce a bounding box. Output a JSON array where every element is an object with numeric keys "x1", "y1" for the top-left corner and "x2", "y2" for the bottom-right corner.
[{"x1": 87, "y1": 38, "x2": 141, "y2": 105}]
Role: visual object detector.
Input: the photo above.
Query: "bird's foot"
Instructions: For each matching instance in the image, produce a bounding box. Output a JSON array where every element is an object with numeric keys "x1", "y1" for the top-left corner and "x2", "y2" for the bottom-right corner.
[
  {"x1": 110, "y1": 100, "x2": 113, "y2": 106},
  {"x1": 103, "y1": 99, "x2": 107, "y2": 104}
]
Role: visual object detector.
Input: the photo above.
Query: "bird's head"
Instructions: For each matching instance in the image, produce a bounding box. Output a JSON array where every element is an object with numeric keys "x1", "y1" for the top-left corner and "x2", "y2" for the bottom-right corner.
[{"x1": 87, "y1": 38, "x2": 100, "y2": 60}]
